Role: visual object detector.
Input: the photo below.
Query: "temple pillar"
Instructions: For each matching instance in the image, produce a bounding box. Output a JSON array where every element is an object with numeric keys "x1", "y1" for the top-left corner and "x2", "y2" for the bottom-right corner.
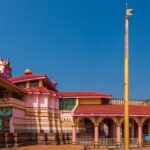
[
  {"x1": 72, "y1": 124, "x2": 76, "y2": 144},
  {"x1": 10, "y1": 117, "x2": 14, "y2": 133},
  {"x1": 138, "y1": 124, "x2": 143, "y2": 147},
  {"x1": 94, "y1": 125, "x2": 99, "y2": 146},
  {"x1": 131, "y1": 120, "x2": 134, "y2": 138},
  {"x1": 116, "y1": 124, "x2": 121, "y2": 147}
]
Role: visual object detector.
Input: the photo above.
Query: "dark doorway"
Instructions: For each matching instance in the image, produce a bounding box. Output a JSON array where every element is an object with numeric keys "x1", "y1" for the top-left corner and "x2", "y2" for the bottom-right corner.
[{"x1": 84, "y1": 119, "x2": 94, "y2": 133}]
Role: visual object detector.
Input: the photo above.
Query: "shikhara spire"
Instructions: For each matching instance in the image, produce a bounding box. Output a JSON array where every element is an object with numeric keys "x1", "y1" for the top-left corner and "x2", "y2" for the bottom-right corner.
[{"x1": 0, "y1": 57, "x2": 12, "y2": 78}]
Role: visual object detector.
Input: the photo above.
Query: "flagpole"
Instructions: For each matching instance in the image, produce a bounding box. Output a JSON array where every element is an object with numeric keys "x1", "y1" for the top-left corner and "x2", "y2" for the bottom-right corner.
[
  {"x1": 124, "y1": 14, "x2": 129, "y2": 150},
  {"x1": 124, "y1": 6, "x2": 132, "y2": 150}
]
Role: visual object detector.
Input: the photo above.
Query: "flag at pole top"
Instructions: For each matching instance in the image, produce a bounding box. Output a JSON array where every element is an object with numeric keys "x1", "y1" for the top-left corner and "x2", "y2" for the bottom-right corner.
[
  {"x1": 126, "y1": 3, "x2": 133, "y2": 17},
  {"x1": 126, "y1": 9, "x2": 133, "y2": 16}
]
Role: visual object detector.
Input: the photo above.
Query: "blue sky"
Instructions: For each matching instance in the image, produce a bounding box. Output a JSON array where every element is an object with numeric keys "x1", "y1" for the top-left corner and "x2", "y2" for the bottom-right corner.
[{"x1": 0, "y1": 0, "x2": 150, "y2": 99}]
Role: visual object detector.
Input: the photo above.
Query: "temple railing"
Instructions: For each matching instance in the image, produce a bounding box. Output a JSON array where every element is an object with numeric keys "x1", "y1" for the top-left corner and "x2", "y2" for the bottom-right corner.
[
  {"x1": 77, "y1": 138, "x2": 139, "y2": 146},
  {"x1": 77, "y1": 137, "x2": 93, "y2": 145},
  {"x1": 99, "y1": 138, "x2": 116, "y2": 146},
  {"x1": 109, "y1": 98, "x2": 150, "y2": 106}
]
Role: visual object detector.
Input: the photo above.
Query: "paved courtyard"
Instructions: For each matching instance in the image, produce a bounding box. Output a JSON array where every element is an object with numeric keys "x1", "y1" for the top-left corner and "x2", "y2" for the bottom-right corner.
[
  {"x1": 1, "y1": 145, "x2": 150, "y2": 150},
  {"x1": 0, "y1": 145, "x2": 84, "y2": 150}
]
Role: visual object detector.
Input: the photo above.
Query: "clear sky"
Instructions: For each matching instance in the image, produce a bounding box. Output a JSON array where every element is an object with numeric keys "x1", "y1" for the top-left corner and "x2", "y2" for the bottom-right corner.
[{"x1": 0, "y1": 0, "x2": 150, "y2": 99}]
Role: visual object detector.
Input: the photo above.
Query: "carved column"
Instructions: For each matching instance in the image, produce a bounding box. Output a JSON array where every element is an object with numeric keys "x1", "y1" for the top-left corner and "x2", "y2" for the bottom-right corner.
[
  {"x1": 72, "y1": 124, "x2": 76, "y2": 145},
  {"x1": 94, "y1": 125, "x2": 99, "y2": 146},
  {"x1": 10, "y1": 117, "x2": 14, "y2": 133},
  {"x1": 138, "y1": 124, "x2": 143, "y2": 147},
  {"x1": 116, "y1": 124, "x2": 121, "y2": 147}
]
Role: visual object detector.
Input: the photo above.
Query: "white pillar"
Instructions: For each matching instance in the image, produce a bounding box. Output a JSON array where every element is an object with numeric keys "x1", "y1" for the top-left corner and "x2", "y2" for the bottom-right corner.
[
  {"x1": 116, "y1": 125, "x2": 121, "y2": 146},
  {"x1": 72, "y1": 125, "x2": 76, "y2": 144},
  {"x1": 138, "y1": 124, "x2": 143, "y2": 147},
  {"x1": 94, "y1": 125, "x2": 99, "y2": 145},
  {"x1": 10, "y1": 117, "x2": 14, "y2": 133}
]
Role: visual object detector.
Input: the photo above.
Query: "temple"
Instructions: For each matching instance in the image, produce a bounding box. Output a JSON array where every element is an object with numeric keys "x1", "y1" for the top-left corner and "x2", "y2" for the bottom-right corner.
[{"x1": 0, "y1": 57, "x2": 150, "y2": 147}]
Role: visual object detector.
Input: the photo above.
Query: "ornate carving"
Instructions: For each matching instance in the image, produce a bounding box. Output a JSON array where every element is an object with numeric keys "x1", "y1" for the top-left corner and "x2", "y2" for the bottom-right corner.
[{"x1": 0, "y1": 57, "x2": 12, "y2": 78}]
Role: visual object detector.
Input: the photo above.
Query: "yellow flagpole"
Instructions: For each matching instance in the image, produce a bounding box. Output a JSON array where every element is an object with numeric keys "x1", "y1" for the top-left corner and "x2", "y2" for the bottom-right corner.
[{"x1": 124, "y1": 6, "x2": 132, "y2": 150}]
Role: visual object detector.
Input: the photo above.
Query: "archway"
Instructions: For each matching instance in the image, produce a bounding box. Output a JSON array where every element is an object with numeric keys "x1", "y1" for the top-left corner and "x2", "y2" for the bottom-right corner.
[
  {"x1": 98, "y1": 118, "x2": 117, "y2": 146},
  {"x1": 142, "y1": 118, "x2": 150, "y2": 146},
  {"x1": 76, "y1": 117, "x2": 94, "y2": 145},
  {"x1": 143, "y1": 119, "x2": 150, "y2": 136},
  {"x1": 100, "y1": 118, "x2": 115, "y2": 138},
  {"x1": 121, "y1": 118, "x2": 138, "y2": 138},
  {"x1": 77, "y1": 118, "x2": 94, "y2": 134},
  {"x1": 84, "y1": 118, "x2": 94, "y2": 133}
]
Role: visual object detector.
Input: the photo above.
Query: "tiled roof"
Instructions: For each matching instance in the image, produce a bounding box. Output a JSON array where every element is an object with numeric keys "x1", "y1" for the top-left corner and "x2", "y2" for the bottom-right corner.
[
  {"x1": 0, "y1": 74, "x2": 26, "y2": 93},
  {"x1": 8, "y1": 74, "x2": 57, "y2": 90},
  {"x1": 73, "y1": 104, "x2": 150, "y2": 116},
  {"x1": 59, "y1": 91, "x2": 112, "y2": 99},
  {"x1": 24, "y1": 87, "x2": 59, "y2": 97},
  {"x1": 9, "y1": 74, "x2": 47, "y2": 83}
]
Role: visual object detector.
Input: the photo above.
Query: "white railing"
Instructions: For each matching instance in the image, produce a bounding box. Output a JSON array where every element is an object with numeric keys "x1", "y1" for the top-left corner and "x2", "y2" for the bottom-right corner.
[
  {"x1": 130, "y1": 138, "x2": 138, "y2": 146},
  {"x1": 121, "y1": 138, "x2": 138, "y2": 146},
  {"x1": 110, "y1": 99, "x2": 149, "y2": 106},
  {"x1": 77, "y1": 138, "x2": 93, "y2": 145},
  {"x1": 77, "y1": 138, "x2": 94, "y2": 145},
  {"x1": 77, "y1": 138, "x2": 139, "y2": 146},
  {"x1": 99, "y1": 138, "x2": 116, "y2": 146}
]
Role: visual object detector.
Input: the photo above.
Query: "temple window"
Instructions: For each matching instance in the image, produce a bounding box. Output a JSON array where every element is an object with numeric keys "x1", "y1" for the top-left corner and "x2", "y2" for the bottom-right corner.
[
  {"x1": 59, "y1": 98, "x2": 76, "y2": 110},
  {"x1": 16, "y1": 82, "x2": 26, "y2": 88},
  {"x1": 43, "y1": 82, "x2": 52, "y2": 90},
  {"x1": 29, "y1": 80, "x2": 39, "y2": 87}
]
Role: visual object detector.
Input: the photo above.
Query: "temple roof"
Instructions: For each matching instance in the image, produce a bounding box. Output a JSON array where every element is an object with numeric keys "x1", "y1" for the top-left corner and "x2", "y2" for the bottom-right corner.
[
  {"x1": 9, "y1": 74, "x2": 46, "y2": 83},
  {"x1": 24, "y1": 87, "x2": 59, "y2": 97},
  {"x1": 73, "y1": 104, "x2": 150, "y2": 116},
  {"x1": 59, "y1": 91, "x2": 112, "y2": 99},
  {"x1": 0, "y1": 74, "x2": 26, "y2": 94},
  {"x1": 9, "y1": 74, "x2": 57, "y2": 90}
]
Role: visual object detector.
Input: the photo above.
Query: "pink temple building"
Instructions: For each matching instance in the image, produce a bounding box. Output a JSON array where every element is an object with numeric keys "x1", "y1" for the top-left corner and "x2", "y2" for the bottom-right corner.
[{"x1": 1, "y1": 57, "x2": 150, "y2": 147}]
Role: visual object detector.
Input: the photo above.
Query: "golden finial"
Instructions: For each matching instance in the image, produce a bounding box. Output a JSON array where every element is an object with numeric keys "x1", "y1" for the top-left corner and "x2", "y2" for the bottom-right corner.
[{"x1": 24, "y1": 68, "x2": 32, "y2": 75}]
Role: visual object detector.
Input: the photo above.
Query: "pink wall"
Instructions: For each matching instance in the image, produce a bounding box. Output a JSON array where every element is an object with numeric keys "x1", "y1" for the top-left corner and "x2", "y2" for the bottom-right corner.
[
  {"x1": 13, "y1": 108, "x2": 25, "y2": 118},
  {"x1": 48, "y1": 96, "x2": 59, "y2": 109},
  {"x1": 25, "y1": 94, "x2": 59, "y2": 109},
  {"x1": 26, "y1": 95, "x2": 49, "y2": 108}
]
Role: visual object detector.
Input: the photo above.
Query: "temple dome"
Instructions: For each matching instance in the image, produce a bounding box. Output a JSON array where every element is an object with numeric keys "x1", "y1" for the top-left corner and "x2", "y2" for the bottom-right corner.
[{"x1": 24, "y1": 68, "x2": 32, "y2": 75}]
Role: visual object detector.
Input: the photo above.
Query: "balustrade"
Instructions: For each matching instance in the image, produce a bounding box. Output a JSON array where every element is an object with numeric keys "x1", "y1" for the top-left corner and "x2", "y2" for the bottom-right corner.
[{"x1": 109, "y1": 99, "x2": 149, "y2": 106}]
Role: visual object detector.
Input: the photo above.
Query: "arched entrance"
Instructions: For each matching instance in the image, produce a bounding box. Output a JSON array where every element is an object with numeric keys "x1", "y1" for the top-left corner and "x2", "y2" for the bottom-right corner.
[
  {"x1": 84, "y1": 118, "x2": 94, "y2": 133},
  {"x1": 143, "y1": 119, "x2": 150, "y2": 146},
  {"x1": 99, "y1": 118, "x2": 116, "y2": 146},
  {"x1": 121, "y1": 118, "x2": 138, "y2": 146},
  {"x1": 77, "y1": 118, "x2": 94, "y2": 145},
  {"x1": 100, "y1": 118, "x2": 114, "y2": 138}
]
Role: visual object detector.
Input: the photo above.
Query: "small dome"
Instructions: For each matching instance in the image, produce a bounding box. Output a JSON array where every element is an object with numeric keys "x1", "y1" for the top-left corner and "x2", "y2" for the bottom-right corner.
[{"x1": 24, "y1": 68, "x2": 32, "y2": 75}]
